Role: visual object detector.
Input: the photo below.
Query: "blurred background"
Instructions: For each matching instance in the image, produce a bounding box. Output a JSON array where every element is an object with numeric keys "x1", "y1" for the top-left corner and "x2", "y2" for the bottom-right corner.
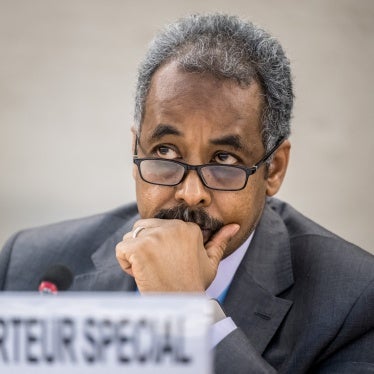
[{"x1": 0, "y1": 0, "x2": 373, "y2": 253}]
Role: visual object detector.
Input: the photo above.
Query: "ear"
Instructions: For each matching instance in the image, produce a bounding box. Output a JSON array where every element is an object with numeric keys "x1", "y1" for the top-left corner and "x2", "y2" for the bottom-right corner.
[
  {"x1": 266, "y1": 140, "x2": 291, "y2": 196},
  {"x1": 131, "y1": 126, "x2": 137, "y2": 154},
  {"x1": 131, "y1": 126, "x2": 137, "y2": 180}
]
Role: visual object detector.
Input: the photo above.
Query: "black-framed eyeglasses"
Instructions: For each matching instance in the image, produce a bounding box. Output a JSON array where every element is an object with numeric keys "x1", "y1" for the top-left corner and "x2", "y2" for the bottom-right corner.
[{"x1": 133, "y1": 136, "x2": 285, "y2": 191}]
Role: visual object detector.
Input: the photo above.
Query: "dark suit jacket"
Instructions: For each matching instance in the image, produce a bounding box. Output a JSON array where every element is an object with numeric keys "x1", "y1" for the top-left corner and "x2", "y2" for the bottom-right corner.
[{"x1": 1, "y1": 198, "x2": 373, "y2": 373}]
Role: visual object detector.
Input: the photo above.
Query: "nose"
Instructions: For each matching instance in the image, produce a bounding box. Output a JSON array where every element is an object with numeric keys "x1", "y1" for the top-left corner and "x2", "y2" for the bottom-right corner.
[{"x1": 174, "y1": 170, "x2": 212, "y2": 207}]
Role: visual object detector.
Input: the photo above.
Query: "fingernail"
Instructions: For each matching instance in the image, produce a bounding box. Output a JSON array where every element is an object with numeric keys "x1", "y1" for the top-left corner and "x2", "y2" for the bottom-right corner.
[{"x1": 231, "y1": 224, "x2": 240, "y2": 235}]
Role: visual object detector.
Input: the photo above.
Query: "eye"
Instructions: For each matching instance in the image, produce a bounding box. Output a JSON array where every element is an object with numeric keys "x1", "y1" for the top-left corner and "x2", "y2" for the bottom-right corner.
[
  {"x1": 213, "y1": 152, "x2": 239, "y2": 165},
  {"x1": 154, "y1": 145, "x2": 179, "y2": 159}
]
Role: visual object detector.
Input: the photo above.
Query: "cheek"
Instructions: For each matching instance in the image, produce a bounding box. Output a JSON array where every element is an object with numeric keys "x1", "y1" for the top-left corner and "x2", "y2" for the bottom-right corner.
[
  {"x1": 218, "y1": 174, "x2": 267, "y2": 222},
  {"x1": 135, "y1": 178, "x2": 174, "y2": 218},
  {"x1": 132, "y1": 164, "x2": 137, "y2": 180},
  {"x1": 217, "y1": 193, "x2": 255, "y2": 226},
  {"x1": 215, "y1": 175, "x2": 267, "y2": 250}
]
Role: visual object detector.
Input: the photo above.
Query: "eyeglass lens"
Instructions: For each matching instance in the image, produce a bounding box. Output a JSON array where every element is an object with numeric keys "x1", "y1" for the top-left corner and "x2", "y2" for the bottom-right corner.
[
  {"x1": 139, "y1": 159, "x2": 185, "y2": 185},
  {"x1": 201, "y1": 165, "x2": 246, "y2": 190},
  {"x1": 139, "y1": 159, "x2": 247, "y2": 190}
]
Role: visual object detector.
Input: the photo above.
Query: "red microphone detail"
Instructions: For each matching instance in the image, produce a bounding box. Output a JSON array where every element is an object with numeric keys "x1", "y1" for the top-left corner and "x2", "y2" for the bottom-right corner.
[{"x1": 38, "y1": 281, "x2": 58, "y2": 294}]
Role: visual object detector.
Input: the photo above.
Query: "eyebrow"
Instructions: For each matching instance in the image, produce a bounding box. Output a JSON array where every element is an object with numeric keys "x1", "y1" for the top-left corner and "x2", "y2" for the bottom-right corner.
[
  {"x1": 150, "y1": 124, "x2": 182, "y2": 141},
  {"x1": 210, "y1": 134, "x2": 245, "y2": 151},
  {"x1": 149, "y1": 125, "x2": 250, "y2": 155}
]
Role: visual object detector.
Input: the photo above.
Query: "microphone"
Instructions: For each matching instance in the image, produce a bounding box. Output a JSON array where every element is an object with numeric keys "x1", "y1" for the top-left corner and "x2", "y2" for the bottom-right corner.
[{"x1": 38, "y1": 264, "x2": 74, "y2": 294}]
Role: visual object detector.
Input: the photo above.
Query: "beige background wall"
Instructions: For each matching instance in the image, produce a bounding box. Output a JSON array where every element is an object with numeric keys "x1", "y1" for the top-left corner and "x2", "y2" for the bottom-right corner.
[{"x1": 1, "y1": 0, "x2": 373, "y2": 253}]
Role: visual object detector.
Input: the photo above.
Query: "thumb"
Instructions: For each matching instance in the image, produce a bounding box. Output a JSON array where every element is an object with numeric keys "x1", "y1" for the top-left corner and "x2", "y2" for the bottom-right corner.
[{"x1": 205, "y1": 223, "x2": 240, "y2": 267}]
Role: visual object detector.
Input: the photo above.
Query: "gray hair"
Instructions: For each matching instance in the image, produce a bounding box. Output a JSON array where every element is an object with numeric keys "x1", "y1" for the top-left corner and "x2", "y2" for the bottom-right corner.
[{"x1": 134, "y1": 13, "x2": 293, "y2": 152}]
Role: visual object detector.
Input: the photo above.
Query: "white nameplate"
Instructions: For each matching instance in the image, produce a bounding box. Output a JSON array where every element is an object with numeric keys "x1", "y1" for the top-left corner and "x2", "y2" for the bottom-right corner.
[{"x1": 0, "y1": 293, "x2": 212, "y2": 373}]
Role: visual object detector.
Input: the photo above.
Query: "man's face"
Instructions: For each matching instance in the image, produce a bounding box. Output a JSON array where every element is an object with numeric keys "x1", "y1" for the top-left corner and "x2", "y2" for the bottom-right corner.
[{"x1": 133, "y1": 61, "x2": 271, "y2": 257}]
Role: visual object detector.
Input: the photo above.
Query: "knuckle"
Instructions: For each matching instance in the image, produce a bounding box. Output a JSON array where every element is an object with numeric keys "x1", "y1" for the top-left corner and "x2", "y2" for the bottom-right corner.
[
  {"x1": 185, "y1": 221, "x2": 199, "y2": 232},
  {"x1": 115, "y1": 245, "x2": 126, "y2": 259},
  {"x1": 115, "y1": 242, "x2": 124, "y2": 252},
  {"x1": 123, "y1": 232, "x2": 133, "y2": 240}
]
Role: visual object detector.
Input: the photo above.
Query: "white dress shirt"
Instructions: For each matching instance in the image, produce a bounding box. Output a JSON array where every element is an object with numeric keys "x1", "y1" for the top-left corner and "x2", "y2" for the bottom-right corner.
[{"x1": 206, "y1": 232, "x2": 254, "y2": 347}]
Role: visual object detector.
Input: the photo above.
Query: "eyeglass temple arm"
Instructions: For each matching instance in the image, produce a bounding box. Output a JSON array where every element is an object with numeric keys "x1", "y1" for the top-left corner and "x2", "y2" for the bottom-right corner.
[
  {"x1": 133, "y1": 135, "x2": 140, "y2": 157},
  {"x1": 254, "y1": 136, "x2": 286, "y2": 169}
]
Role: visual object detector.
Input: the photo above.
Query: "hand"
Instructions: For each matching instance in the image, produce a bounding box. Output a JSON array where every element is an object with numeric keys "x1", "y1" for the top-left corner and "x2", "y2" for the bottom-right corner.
[{"x1": 115, "y1": 219, "x2": 240, "y2": 293}]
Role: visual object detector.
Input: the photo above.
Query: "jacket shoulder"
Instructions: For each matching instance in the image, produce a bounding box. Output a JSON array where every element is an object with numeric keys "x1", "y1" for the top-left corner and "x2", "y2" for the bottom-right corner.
[
  {"x1": 0, "y1": 203, "x2": 139, "y2": 290},
  {"x1": 268, "y1": 198, "x2": 374, "y2": 280},
  {"x1": 264, "y1": 199, "x2": 374, "y2": 370}
]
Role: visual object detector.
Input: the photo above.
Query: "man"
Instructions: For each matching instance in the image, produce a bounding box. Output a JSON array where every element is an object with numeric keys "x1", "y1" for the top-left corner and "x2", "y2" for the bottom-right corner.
[{"x1": 0, "y1": 14, "x2": 373, "y2": 373}]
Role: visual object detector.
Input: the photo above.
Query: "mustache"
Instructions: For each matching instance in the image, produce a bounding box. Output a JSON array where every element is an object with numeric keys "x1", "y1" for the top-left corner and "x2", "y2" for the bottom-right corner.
[{"x1": 154, "y1": 205, "x2": 224, "y2": 234}]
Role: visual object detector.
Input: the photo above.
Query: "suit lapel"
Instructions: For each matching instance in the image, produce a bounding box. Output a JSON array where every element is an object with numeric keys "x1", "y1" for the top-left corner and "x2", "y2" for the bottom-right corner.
[
  {"x1": 72, "y1": 213, "x2": 139, "y2": 292},
  {"x1": 224, "y1": 201, "x2": 294, "y2": 354}
]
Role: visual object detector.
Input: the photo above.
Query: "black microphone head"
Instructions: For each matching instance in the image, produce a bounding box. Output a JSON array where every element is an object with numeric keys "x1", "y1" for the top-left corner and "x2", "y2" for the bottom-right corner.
[{"x1": 39, "y1": 264, "x2": 74, "y2": 291}]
